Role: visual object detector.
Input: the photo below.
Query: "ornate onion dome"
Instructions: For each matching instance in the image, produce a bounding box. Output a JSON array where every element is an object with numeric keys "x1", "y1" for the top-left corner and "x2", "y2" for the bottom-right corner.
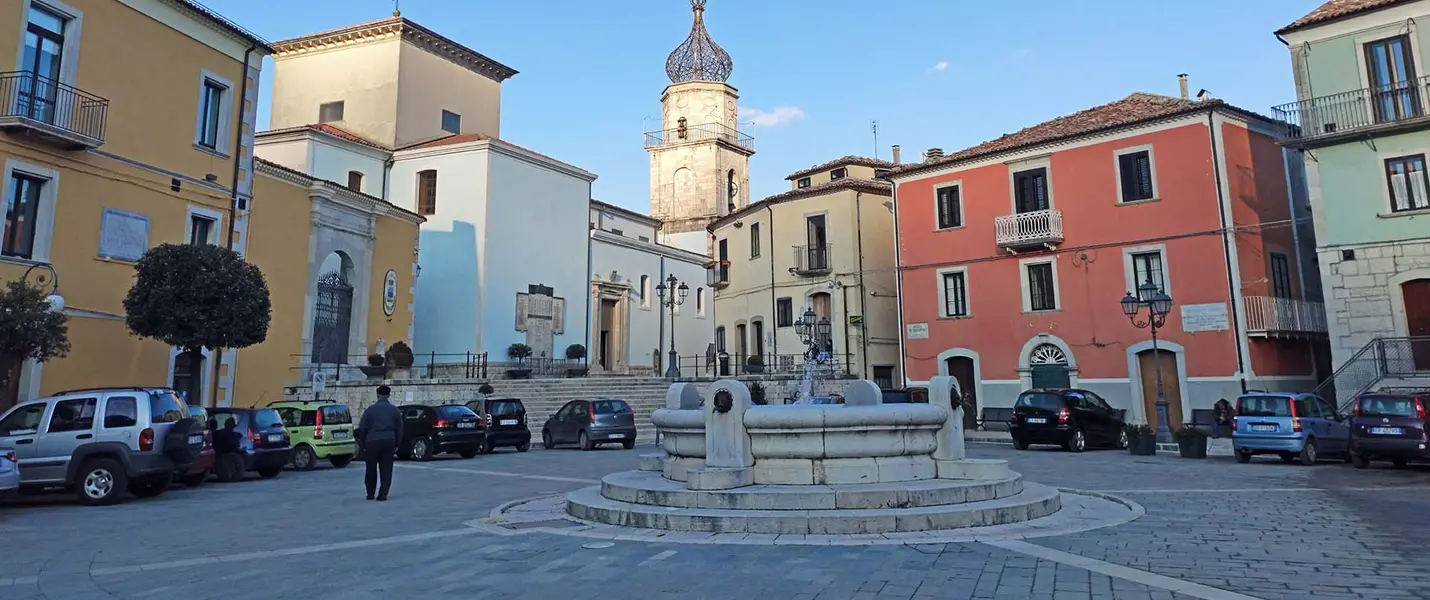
[{"x1": 664, "y1": 0, "x2": 733, "y2": 84}]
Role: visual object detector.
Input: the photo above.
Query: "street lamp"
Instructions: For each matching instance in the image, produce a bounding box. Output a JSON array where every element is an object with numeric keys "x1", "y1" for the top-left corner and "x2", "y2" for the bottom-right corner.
[
  {"x1": 793, "y1": 308, "x2": 833, "y2": 360},
  {"x1": 654, "y1": 274, "x2": 689, "y2": 378},
  {"x1": 1121, "y1": 280, "x2": 1175, "y2": 444},
  {"x1": 21, "y1": 263, "x2": 64, "y2": 313}
]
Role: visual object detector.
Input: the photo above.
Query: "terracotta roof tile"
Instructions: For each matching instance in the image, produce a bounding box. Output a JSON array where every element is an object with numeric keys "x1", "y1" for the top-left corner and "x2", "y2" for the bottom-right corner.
[
  {"x1": 257, "y1": 124, "x2": 389, "y2": 150},
  {"x1": 786, "y1": 155, "x2": 895, "y2": 181},
  {"x1": 1277, "y1": 0, "x2": 1415, "y2": 34}
]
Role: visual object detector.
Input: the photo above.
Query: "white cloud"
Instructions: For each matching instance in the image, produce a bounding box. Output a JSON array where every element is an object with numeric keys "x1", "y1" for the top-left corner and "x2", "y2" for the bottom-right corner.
[
  {"x1": 931, "y1": 60, "x2": 950, "y2": 71},
  {"x1": 741, "y1": 106, "x2": 806, "y2": 127}
]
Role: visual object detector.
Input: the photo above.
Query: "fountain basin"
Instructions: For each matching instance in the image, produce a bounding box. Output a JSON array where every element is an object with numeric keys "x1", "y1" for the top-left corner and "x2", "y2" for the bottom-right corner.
[{"x1": 651, "y1": 408, "x2": 705, "y2": 480}]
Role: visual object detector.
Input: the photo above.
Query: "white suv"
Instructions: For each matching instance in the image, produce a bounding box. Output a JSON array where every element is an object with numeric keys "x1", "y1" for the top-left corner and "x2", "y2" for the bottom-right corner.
[{"x1": 0, "y1": 388, "x2": 205, "y2": 505}]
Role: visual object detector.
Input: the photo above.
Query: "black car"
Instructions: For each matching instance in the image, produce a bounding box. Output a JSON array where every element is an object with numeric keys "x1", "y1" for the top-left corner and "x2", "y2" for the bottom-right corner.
[
  {"x1": 398, "y1": 404, "x2": 484, "y2": 460},
  {"x1": 543, "y1": 398, "x2": 637, "y2": 451},
  {"x1": 467, "y1": 397, "x2": 531, "y2": 453},
  {"x1": 208, "y1": 408, "x2": 292, "y2": 481},
  {"x1": 1009, "y1": 388, "x2": 1128, "y2": 452}
]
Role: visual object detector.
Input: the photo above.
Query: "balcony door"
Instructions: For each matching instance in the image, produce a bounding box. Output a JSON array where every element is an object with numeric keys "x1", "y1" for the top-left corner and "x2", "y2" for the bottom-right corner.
[
  {"x1": 1365, "y1": 35, "x2": 1420, "y2": 123},
  {"x1": 1013, "y1": 168, "x2": 1049, "y2": 214},
  {"x1": 20, "y1": 5, "x2": 67, "y2": 124},
  {"x1": 805, "y1": 215, "x2": 827, "y2": 270}
]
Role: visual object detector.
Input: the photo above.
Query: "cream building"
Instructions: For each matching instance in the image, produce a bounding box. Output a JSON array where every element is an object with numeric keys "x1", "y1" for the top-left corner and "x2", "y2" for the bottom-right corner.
[{"x1": 707, "y1": 156, "x2": 901, "y2": 387}]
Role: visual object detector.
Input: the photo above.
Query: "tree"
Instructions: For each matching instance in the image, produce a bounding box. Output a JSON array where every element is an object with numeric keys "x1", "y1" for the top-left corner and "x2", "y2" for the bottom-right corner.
[
  {"x1": 0, "y1": 280, "x2": 70, "y2": 410},
  {"x1": 124, "y1": 243, "x2": 272, "y2": 405}
]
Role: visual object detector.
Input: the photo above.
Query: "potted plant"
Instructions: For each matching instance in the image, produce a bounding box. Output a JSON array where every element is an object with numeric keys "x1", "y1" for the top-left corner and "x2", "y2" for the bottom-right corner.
[
  {"x1": 478, "y1": 383, "x2": 495, "y2": 396},
  {"x1": 744, "y1": 354, "x2": 764, "y2": 374},
  {"x1": 385, "y1": 341, "x2": 415, "y2": 379},
  {"x1": 565, "y1": 344, "x2": 588, "y2": 377},
  {"x1": 360, "y1": 353, "x2": 388, "y2": 380},
  {"x1": 1125, "y1": 424, "x2": 1156, "y2": 456},
  {"x1": 748, "y1": 381, "x2": 767, "y2": 405},
  {"x1": 506, "y1": 343, "x2": 532, "y2": 379},
  {"x1": 1173, "y1": 423, "x2": 1209, "y2": 459}
]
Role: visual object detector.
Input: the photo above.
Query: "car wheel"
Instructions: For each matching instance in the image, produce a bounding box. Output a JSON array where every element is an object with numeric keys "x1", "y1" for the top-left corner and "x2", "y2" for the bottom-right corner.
[
  {"x1": 1299, "y1": 439, "x2": 1318, "y2": 466},
  {"x1": 257, "y1": 466, "x2": 283, "y2": 478},
  {"x1": 1393, "y1": 458, "x2": 1409, "y2": 469},
  {"x1": 542, "y1": 429, "x2": 554, "y2": 449},
  {"x1": 1117, "y1": 429, "x2": 1130, "y2": 450},
  {"x1": 1012, "y1": 437, "x2": 1029, "y2": 451},
  {"x1": 215, "y1": 454, "x2": 245, "y2": 483},
  {"x1": 622, "y1": 439, "x2": 635, "y2": 450},
  {"x1": 484, "y1": 438, "x2": 497, "y2": 454},
  {"x1": 579, "y1": 431, "x2": 593, "y2": 451},
  {"x1": 129, "y1": 478, "x2": 168, "y2": 499},
  {"x1": 410, "y1": 437, "x2": 432, "y2": 461},
  {"x1": 459, "y1": 448, "x2": 480, "y2": 459},
  {"x1": 329, "y1": 454, "x2": 353, "y2": 469},
  {"x1": 180, "y1": 468, "x2": 210, "y2": 487},
  {"x1": 517, "y1": 440, "x2": 530, "y2": 453},
  {"x1": 291, "y1": 444, "x2": 317, "y2": 471},
  {"x1": 1235, "y1": 450, "x2": 1251, "y2": 464},
  {"x1": 1065, "y1": 430, "x2": 1086, "y2": 453},
  {"x1": 76, "y1": 459, "x2": 128, "y2": 506},
  {"x1": 1352, "y1": 453, "x2": 1370, "y2": 469}
]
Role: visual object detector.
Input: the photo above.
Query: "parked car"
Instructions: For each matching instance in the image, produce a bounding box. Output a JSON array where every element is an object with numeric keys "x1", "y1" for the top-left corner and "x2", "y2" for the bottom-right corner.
[
  {"x1": 179, "y1": 405, "x2": 215, "y2": 487},
  {"x1": 398, "y1": 404, "x2": 484, "y2": 460},
  {"x1": 1233, "y1": 392, "x2": 1350, "y2": 465},
  {"x1": 1349, "y1": 392, "x2": 1429, "y2": 469},
  {"x1": 467, "y1": 397, "x2": 531, "y2": 453},
  {"x1": 269, "y1": 400, "x2": 357, "y2": 470},
  {"x1": 1009, "y1": 389, "x2": 1128, "y2": 452},
  {"x1": 208, "y1": 408, "x2": 292, "y2": 481},
  {"x1": 0, "y1": 387, "x2": 204, "y2": 505},
  {"x1": 0, "y1": 446, "x2": 18, "y2": 502},
  {"x1": 542, "y1": 398, "x2": 637, "y2": 451}
]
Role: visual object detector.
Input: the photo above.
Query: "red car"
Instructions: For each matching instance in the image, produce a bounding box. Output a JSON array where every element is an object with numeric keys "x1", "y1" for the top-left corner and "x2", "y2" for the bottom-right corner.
[{"x1": 179, "y1": 405, "x2": 215, "y2": 486}]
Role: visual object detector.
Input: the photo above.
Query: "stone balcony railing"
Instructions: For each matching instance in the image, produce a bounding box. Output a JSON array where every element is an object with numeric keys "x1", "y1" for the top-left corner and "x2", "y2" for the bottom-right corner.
[{"x1": 994, "y1": 209, "x2": 1063, "y2": 250}]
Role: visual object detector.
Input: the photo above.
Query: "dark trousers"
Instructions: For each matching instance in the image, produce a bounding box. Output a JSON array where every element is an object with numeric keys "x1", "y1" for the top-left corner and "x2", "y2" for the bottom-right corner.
[{"x1": 363, "y1": 438, "x2": 396, "y2": 498}]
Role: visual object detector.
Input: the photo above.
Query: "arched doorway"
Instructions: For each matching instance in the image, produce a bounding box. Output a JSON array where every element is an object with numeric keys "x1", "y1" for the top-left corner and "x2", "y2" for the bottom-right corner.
[
  {"x1": 944, "y1": 356, "x2": 978, "y2": 429},
  {"x1": 1403, "y1": 279, "x2": 1430, "y2": 370},
  {"x1": 1028, "y1": 343, "x2": 1070, "y2": 389},
  {"x1": 1136, "y1": 349, "x2": 1184, "y2": 431},
  {"x1": 312, "y1": 252, "x2": 354, "y2": 365}
]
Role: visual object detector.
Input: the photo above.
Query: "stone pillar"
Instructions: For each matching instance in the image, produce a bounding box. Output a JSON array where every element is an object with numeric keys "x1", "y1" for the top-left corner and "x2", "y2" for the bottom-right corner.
[
  {"x1": 687, "y1": 379, "x2": 754, "y2": 490},
  {"x1": 843, "y1": 380, "x2": 883, "y2": 406},
  {"x1": 930, "y1": 375, "x2": 1011, "y2": 480}
]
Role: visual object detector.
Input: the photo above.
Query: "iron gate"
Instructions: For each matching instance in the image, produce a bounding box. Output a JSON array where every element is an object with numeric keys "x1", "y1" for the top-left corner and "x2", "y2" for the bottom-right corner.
[{"x1": 312, "y1": 272, "x2": 353, "y2": 364}]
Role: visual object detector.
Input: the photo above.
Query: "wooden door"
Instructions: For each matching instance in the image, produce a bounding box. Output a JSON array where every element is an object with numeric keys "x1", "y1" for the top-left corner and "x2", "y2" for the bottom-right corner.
[
  {"x1": 1404, "y1": 279, "x2": 1430, "y2": 371},
  {"x1": 1137, "y1": 350, "x2": 1184, "y2": 430},
  {"x1": 945, "y1": 357, "x2": 978, "y2": 429}
]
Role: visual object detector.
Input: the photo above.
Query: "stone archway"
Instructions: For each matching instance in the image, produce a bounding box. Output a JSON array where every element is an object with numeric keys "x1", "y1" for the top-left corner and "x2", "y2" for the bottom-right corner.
[{"x1": 1017, "y1": 334, "x2": 1077, "y2": 391}]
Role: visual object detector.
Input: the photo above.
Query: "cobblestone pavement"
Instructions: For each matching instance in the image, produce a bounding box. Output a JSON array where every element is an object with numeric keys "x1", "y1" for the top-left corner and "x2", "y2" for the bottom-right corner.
[{"x1": 2, "y1": 443, "x2": 1428, "y2": 600}]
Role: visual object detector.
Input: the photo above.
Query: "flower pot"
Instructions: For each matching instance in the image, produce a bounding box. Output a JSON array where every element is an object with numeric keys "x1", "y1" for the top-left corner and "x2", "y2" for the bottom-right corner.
[
  {"x1": 1177, "y1": 436, "x2": 1208, "y2": 459},
  {"x1": 1128, "y1": 433, "x2": 1157, "y2": 456},
  {"x1": 505, "y1": 368, "x2": 532, "y2": 380},
  {"x1": 359, "y1": 365, "x2": 388, "y2": 380}
]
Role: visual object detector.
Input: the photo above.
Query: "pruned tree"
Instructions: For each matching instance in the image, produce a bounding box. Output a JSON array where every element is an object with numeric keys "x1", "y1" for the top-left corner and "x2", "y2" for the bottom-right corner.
[
  {"x1": 124, "y1": 243, "x2": 272, "y2": 405},
  {"x1": 0, "y1": 280, "x2": 70, "y2": 410}
]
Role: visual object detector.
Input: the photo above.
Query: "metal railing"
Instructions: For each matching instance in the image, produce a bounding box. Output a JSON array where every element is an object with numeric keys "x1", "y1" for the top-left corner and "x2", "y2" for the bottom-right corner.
[
  {"x1": 676, "y1": 352, "x2": 855, "y2": 379},
  {"x1": 793, "y1": 243, "x2": 832, "y2": 275},
  {"x1": 1242, "y1": 296, "x2": 1328, "y2": 335},
  {"x1": 0, "y1": 71, "x2": 108, "y2": 144},
  {"x1": 707, "y1": 263, "x2": 730, "y2": 287},
  {"x1": 1272, "y1": 76, "x2": 1430, "y2": 142},
  {"x1": 1309, "y1": 336, "x2": 1430, "y2": 410},
  {"x1": 995, "y1": 209, "x2": 1063, "y2": 247},
  {"x1": 292, "y1": 352, "x2": 489, "y2": 383},
  {"x1": 644, "y1": 121, "x2": 754, "y2": 152}
]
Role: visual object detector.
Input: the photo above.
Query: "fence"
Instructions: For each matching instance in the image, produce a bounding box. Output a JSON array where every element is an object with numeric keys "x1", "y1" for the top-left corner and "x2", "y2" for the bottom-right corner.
[
  {"x1": 291, "y1": 352, "x2": 489, "y2": 383},
  {"x1": 1272, "y1": 77, "x2": 1430, "y2": 142},
  {"x1": 1310, "y1": 336, "x2": 1430, "y2": 411},
  {"x1": 673, "y1": 352, "x2": 856, "y2": 379},
  {"x1": 0, "y1": 71, "x2": 109, "y2": 143}
]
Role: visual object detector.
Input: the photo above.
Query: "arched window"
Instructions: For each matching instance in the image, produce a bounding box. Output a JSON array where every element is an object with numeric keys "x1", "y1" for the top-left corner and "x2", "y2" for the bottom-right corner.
[
  {"x1": 346, "y1": 170, "x2": 364, "y2": 192},
  {"x1": 639, "y1": 275, "x2": 650, "y2": 308},
  {"x1": 416, "y1": 170, "x2": 437, "y2": 215}
]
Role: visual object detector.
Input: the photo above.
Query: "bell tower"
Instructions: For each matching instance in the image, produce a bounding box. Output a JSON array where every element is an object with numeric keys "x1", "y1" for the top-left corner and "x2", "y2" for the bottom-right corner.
[{"x1": 647, "y1": 0, "x2": 754, "y2": 255}]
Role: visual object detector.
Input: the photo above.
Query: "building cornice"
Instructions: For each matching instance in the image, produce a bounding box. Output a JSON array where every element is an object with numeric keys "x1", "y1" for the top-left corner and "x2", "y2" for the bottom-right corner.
[
  {"x1": 708, "y1": 178, "x2": 891, "y2": 231},
  {"x1": 591, "y1": 199, "x2": 660, "y2": 226},
  {"x1": 393, "y1": 138, "x2": 597, "y2": 183},
  {"x1": 591, "y1": 230, "x2": 707, "y2": 264},
  {"x1": 272, "y1": 17, "x2": 517, "y2": 83},
  {"x1": 255, "y1": 127, "x2": 393, "y2": 161},
  {"x1": 254, "y1": 158, "x2": 424, "y2": 226}
]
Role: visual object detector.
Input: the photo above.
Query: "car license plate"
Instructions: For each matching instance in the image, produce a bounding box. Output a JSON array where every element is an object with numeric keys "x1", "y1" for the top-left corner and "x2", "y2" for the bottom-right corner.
[
  {"x1": 607, "y1": 433, "x2": 625, "y2": 439},
  {"x1": 266, "y1": 434, "x2": 284, "y2": 442},
  {"x1": 332, "y1": 431, "x2": 348, "y2": 440},
  {"x1": 188, "y1": 434, "x2": 204, "y2": 445},
  {"x1": 1370, "y1": 426, "x2": 1404, "y2": 435},
  {"x1": 1251, "y1": 425, "x2": 1276, "y2": 432},
  {"x1": 458, "y1": 422, "x2": 476, "y2": 429},
  {"x1": 500, "y1": 419, "x2": 518, "y2": 426},
  {"x1": 1026, "y1": 417, "x2": 1047, "y2": 424}
]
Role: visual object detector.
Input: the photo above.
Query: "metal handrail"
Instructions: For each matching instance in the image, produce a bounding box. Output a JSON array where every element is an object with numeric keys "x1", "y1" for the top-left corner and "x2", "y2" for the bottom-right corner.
[
  {"x1": 1308, "y1": 336, "x2": 1430, "y2": 411},
  {"x1": 0, "y1": 71, "x2": 108, "y2": 142},
  {"x1": 1242, "y1": 296, "x2": 1328, "y2": 334},
  {"x1": 644, "y1": 121, "x2": 754, "y2": 151},
  {"x1": 1272, "y1": 76, "x2": 1430, "y2": 141},
  {"x1": 793, "y1": 243, "x2": 831, "y2": 273}
]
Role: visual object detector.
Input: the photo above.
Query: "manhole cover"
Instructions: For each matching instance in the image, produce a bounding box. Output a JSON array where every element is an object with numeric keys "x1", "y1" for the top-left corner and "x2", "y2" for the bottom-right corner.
[{"x1": 582, "y1": 541, "x2": 615, "y2": 549}]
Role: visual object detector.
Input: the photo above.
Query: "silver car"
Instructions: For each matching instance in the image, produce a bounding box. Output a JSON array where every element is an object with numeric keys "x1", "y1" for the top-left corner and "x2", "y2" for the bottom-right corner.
[{"x1": 0, "y1": 446, "x2": 18, "y2": 500}]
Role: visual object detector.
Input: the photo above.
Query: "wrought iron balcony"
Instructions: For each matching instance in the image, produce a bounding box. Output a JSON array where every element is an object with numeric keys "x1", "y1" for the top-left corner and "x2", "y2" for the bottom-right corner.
[
  {"x1": 1272, "y1": 76, "x2": 1430, "y2": 146},
  {"x1": 707, "y1": 260, "x2": 731, "y2": 289},
  {"x1": 0, "y1": 71, "x2": 107, "y2": 149},
  {"x1": 792, "y1": 244, "x2": 832, "y2": 276},
  {"x1": 1243, "y1": 296, "x2": 1327, "y2": 337},
  {"x1": 995, "y1": 209, "x2": 1063, "y2": 251},
  {"x1": 644, "y1": 121, "x2": 754, "y2": 152}
]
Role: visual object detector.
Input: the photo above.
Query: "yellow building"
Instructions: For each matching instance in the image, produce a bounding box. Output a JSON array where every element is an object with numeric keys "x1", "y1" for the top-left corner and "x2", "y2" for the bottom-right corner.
[{"x1": 707, "y1": 156, "x2": 902, "y2": 387}]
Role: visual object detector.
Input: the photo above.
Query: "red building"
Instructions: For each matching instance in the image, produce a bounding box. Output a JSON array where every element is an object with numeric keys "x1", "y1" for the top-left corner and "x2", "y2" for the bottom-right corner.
[{"x1": 887, "y1": 92, "x2": 1330, "y2": 427}]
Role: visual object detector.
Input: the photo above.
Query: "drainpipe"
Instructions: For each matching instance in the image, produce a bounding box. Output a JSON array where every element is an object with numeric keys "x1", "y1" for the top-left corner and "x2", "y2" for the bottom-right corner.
[
  {"x1": 853, "y1": 191, "x2": 870, "y2": 379},
  {"x1": 380, "y1": 156, "x2": 395, "y2": 201},
  {"x1": 584, "y1": 191, "x2": 594, "y2": 372},
  {"x1": 212, "y1": 43, "x2": 256, "y2": 408},
  {"x1": 766, "y1": 203, "x2": 777, "y2": 358},
  {"x1": 1207, "y1": 108, "x2": 1250, "y2": 394},
  {"x1": 890, "y1": 180, "x2": 906, "y2": 386}
]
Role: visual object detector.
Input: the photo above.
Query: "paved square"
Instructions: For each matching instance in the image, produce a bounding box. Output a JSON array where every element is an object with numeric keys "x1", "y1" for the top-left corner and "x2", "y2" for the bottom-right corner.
[{"x1": 2, "y1": 443, "x2": 1429, "y2": 599}]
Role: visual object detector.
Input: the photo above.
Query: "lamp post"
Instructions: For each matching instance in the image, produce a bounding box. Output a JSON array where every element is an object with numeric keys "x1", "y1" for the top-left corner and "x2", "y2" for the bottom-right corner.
[
  {"x1": 21, "y1": 263, "x2": 64, "y2": 313},
  {"x1": 654, "y1": 274, "x2": 689, "y2": 378},
  {"x1": 1121, "y1": 280, "x2": 1175, "y2": 444},
  {"x1": 793, "y1": 308, "x2": 833, "y2": 361}
]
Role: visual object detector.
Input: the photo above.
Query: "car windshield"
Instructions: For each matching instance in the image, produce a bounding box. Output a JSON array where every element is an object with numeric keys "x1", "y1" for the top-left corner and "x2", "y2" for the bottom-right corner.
[
  {"x1": 1237, "y1": 395, "x2": 1291, "y2": 417},
  {"x1": 437, "y1": 405, "x2": 477, "y2": 419},
  {"x1": 592, "y1": 400, "x2": 631, "y2": 414},
  {"x1": 488, "y1": 400, "x2": 523, "y2": 417},
  {"x1": 1357, "y1": 396, "x2": 1420, "y2": 418},
  {"x1": 1015, "y1": 393, "x2": 1063, "y2": 411},
  {"x1": 251, "y1": 409, "x2": 284, "y2": 429}
]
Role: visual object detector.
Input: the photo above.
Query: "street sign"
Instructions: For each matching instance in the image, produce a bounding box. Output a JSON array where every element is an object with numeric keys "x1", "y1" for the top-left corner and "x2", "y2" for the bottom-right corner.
[{"x1": 312, "y1": 370, "x2": 327, "y2": 394}]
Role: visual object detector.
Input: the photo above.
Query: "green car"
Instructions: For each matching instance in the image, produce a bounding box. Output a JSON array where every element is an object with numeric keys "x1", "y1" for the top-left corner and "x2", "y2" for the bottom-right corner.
[{"x1": 268, "y1": 401, "x2": 357, "y2": 470}]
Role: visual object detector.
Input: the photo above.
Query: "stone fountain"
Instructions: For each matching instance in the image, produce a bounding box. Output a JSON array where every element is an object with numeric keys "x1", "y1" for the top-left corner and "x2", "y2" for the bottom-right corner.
[{"x1": 564, "y1": 376, "x2": 1065, "y2": 534}]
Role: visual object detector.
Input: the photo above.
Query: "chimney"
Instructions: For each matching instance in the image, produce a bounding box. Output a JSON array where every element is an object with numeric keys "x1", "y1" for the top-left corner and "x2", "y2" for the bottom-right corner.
[
  {"x1": 1178, "y1": 73, "x2": 1189, "y2": 100},
  {"x1": 891, "y1": 145, "x2": 902, "y2": 165},
  {"x1": 924, "y1": 147, "x2": 944, "y2": 160}
]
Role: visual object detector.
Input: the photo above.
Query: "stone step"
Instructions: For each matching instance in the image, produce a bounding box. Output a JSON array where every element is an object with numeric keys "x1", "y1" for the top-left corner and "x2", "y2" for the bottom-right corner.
[
  {"x1": 564, "y1": 480, "x2": 1061, "y2": 535},
  {"x1": 598, "y1": 470, "x2": 1023, "y2": 510}
]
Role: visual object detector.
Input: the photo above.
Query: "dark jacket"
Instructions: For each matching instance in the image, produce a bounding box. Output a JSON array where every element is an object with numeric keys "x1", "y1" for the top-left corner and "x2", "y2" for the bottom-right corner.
[{"x1": 358, "y1": 398, "x2": 403, "y2": 445}]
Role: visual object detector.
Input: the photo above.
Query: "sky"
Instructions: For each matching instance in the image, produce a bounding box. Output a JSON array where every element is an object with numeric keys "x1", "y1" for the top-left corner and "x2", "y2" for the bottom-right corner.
[{"x1": 202, "y1": 0, "x2": 1327, "y2": 214}]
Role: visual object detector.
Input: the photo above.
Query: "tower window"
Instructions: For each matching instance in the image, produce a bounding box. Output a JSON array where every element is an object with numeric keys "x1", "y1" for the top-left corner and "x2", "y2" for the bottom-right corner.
[
  {"x1": 797, "y1": 177, "x2": 811, "y2": 189},
  {"x1": 417, "y1": 170, "x2": 437, "y2": 215},
  {"x1": 319, "y1": 101, "x2": 344, "y2": 123},
  {"x1": 830, "y1": 168, "x2": 848, "y2": 180},
  {"x1": 441, "y1": 110, "x2": 461, "y2": 134}
]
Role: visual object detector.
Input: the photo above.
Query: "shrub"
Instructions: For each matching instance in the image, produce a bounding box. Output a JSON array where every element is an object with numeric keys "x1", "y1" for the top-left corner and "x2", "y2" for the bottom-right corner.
[
  {"x1": 507, "y1": 343, "x2": 533, "y2": 364},
  {"x1": 565, "y1": 344, "x2": 587, "y2": 360},
  {"x1": 385, "y1": 341, "x2": 414, "y2": 368},
  {"x1": 478, "y1": 383, "x2": 495, "y2": 395},
  {"x1": 367, "y1": 353, "x2": 385, "y2": 367}
]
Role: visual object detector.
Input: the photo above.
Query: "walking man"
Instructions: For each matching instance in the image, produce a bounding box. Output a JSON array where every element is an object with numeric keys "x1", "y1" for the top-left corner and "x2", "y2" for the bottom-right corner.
[{"x1": 357, "y1": 385, "x2": 403, "y2": 501}]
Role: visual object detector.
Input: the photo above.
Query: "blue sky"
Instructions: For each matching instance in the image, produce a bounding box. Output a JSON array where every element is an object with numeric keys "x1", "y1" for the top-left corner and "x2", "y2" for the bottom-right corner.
[{"x1": 204, "y1": 0, "x2": 1326, "y2": 214}]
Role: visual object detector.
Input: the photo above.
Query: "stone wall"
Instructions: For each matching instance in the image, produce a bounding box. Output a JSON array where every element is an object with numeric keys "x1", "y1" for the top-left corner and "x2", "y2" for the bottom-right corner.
[{"x1": 1319, "y1": 239, "x2": 1430, "y2": 369}]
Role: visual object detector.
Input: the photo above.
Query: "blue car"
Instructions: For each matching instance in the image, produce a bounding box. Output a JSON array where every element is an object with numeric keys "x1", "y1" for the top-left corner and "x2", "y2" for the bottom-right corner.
[{"x1": 1233, "y1": 392, "x2": 1350, "y2": 465}]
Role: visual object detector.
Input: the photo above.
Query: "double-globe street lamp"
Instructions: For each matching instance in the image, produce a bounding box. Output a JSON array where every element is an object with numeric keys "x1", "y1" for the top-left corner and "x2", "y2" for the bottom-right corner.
[
  {"x1": 654, "y1": 274, "x2": 689, "y2": 378},
  {"x1": 792, "y1": 308, "x2": 832, "y2": 361},
  {"x1": 1121, "y1": 280, "x2": 1175, "y2": 444}
]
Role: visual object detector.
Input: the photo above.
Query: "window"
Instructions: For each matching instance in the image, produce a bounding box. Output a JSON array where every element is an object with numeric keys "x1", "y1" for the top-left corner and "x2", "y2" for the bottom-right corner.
[
  {"x1": 872, "y1": 366, "x2": 895, "y2": 389},
  {"x1": 638, "y1": 235, "x2": 649, "y2": 242},
  {"x1": 696, "y1": 287, "x2": 706, "y2": 317},
  {"x1": 1270, "y1": 252, "x2": 1293, "y2": 299},
  {"x1": 940, "y1": 270, "x2": 968, "y2": 317},
  {"x1": 1385, "y1": 154, "x2": 1430, "y2": 212},
  {"x1": 103, "y1": 396, "x2": 138, "y2": 429},
  {"x1": 830, "y1": 168, "x2": 848, "y2": 181},
  {"x1": 1013, "y1": 167, "x2": 1049, "y2": 213},
  {"x1": 441, "y1": 110, "x2": 461, "y2": 134},
  {"x1": 717, "y1": 238, "x2": 729, "y2": 283},
  {"x1": 935, "y1": 185, "x2": 961, "y2": 229},
  {"x1": 1131, "y1": 251, "x2": 1164, "y2": 292},
  {"x1": 874, "y1": 169, "x2": 891, "y2": 179},
  {"x1": 188, "y1": 213, "x2": 215, "y2": 245},
  {"x1": 749, "y1": 222, "x2": 761, "y2": 258},
  {"x1": 776, "y1": 297, "x2": 793, "y2": 327},
  {"x1": 149, "y1": 391, "x2": 186, "y2": 421},
  {"x1": 1025, "y1": 262, "x2": 1057, "y2": 311},
  {"x1": 640, "y1": 275, "x2": 651, "y2": 308},
  {"x1": 0, "y1": 404, "x2": 45, "y2": 436},
  {"x1": 47, "y1": 398, "x2": 96, "y2": 433},
  {"x1": 416, "y1": 170, "x2": 437, "y2": 215},
  {"x1": 797, "y1": 177, "x2": 811, "y2": 189},
  {"x1": 752, "y1": 320, "x2": 765, "y2": 356},
  {"x1": 715, "y1": 326, "x2": 726, "y2": 352},
  {"x1": 1117, "y1": 149, "x2": 1155, "y2": 202},
  {"x1": 196, "y1": 78, "x2": 227, "y2": 150},
  {"x1": 3, "y1": 173, "x2": 43, "y2": 259},
  {"x1": 319, "y1": 101, "x2": 344, "y2": 123},
  {"x1": 1365, "y1": 35, "x2": 1419, "y2": 123},
  {"x1": 21, "y1": 4, "x2": 67, "y2": 123},
  {"x1": 608, "y1": 228, "x2": 624, "y2": 236},
  {"x1": 347, "y1": 170, "x2": 364, "y2": 192},
  {"x1": 736, "y1": 323, "x2": 748, "y2": 357}
]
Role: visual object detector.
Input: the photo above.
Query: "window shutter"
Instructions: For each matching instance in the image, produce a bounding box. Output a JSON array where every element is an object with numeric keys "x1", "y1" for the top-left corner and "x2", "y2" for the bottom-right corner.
[
  {"x1": 949, "y1": 187, "x2": 961, "y2": 227},
  {"x1": 1136, "y1": 154, "x2": 1153, "y2": 198}
]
